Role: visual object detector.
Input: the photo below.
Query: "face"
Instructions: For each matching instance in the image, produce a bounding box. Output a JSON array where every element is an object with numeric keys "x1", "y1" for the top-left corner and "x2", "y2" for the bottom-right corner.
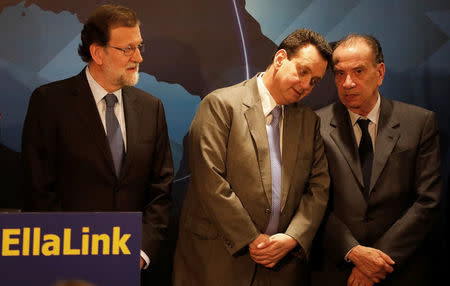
[
  {"x1": 268, "y1": 44, "x2": 328, "y2": 105},
  {"x1": 99, "y1": 25, "x2": 143, "y2": 91},
  {"x1": 333, "y1": 39, "x2": 385, "y2": 116}
]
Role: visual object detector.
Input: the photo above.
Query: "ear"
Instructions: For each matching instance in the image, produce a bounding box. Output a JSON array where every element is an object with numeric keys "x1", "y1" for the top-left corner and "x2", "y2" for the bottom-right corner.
[
  {"x1": 90, "y1": 43, "x2": 105, "y2": 65},
  {"x1": 376, "y1": 62, "x2": 385, "y2": 86},
  {"x1": 273, "y1": 49, "x2": 288, "y2": 69}
]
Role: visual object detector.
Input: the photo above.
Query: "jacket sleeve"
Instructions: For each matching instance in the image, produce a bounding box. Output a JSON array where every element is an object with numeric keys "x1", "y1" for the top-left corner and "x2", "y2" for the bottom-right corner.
[
  {"x1": 372, "y1": 111, "x2": 442, "y2": 266},
  {"x1": 22, "y1": 87, "x2": 61, "y2": 211},
  {"x1": 187, "y1": 93, "x2": 260, "y2": 255},
  {"x1": 285, "y1": 115, "x2": 330, "y2": 257},
  {"x1": 141, "y1": 99, "x2": 174, "y2": 262}
]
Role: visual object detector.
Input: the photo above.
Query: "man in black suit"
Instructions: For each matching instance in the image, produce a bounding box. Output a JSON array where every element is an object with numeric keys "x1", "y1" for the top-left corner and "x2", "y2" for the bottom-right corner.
[
  {"x1": 311, "y1": 34, "x2": 442, "y2": 286},
  {"x1": 21, "y1": 4, "x2": 173, "y2": 279}
]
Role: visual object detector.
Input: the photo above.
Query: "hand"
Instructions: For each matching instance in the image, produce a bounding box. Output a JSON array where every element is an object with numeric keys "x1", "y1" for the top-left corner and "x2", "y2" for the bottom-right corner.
[
  {"x1": 347, "y1": 267, "x2": 374, "y2": 286},
  {"x1": 249, "y1": 233, "x2": 297, "y2": 268},
  {"x1": 348, "y1": 245, "x2": 395, "y2": 283},
  {"x1": 249, "y1": 234, "x2": 270, "y2": 250},
  {"x1": 140, "y1": 257, "x2": 145, "y2": 270}
]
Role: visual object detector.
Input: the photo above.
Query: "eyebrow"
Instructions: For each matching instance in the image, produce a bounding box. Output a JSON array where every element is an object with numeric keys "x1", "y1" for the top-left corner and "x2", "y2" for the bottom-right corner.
[{"x1": 298, "y1": 64, "x2": 311, "y2": 71}]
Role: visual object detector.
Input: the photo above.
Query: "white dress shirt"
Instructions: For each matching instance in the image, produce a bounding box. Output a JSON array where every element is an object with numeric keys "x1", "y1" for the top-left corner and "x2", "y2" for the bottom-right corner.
[
  {"x1": 85, "y1": 66, "x2": 150, "y2": 268},
  {"x1": 85, "y1": 67, "x2": 127, "y2": 150},
  {"x1": 347, "y1": 94, "x2": 381, "y2": 149},
  {"x1": 257, "y1": 73, "x2": 284, "y2": 155}
]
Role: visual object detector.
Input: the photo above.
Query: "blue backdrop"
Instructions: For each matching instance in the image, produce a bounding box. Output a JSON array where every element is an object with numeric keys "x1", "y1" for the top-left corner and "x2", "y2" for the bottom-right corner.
[{"x1": 0, "y1": 0, "x2": 449, "y2": 283}]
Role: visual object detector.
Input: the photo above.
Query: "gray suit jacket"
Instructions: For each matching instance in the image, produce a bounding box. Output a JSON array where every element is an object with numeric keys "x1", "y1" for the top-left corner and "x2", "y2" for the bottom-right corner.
[
  {"x1": 173, "y1": 75, "x2": 329, "y2": 285},
  {"x1": 312, "y1": 96, "x2": 442, "y2": 285}
]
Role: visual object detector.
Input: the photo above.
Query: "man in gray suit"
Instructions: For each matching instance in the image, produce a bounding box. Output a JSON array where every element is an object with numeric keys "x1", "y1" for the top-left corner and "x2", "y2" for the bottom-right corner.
[
  {"x1": 312, "y1": 34, "x2": 442, "y2": 286},
  {"x1": 173, "y1": 29, "x2": 331, "y2": 285}
]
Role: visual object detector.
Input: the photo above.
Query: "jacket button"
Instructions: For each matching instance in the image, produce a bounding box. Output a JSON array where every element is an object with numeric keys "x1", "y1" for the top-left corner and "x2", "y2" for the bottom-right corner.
[{"x1": 265, "y1": 209, "x2": 271, "y2": 214}]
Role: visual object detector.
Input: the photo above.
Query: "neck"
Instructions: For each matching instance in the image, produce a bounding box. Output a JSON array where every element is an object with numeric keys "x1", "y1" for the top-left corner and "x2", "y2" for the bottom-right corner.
[
  {"x1": 262, "y1": 66, "x2": 282, "y2": 105},
  {"x1": 88, "y1": 63, "x2": 120, "y2": 93}
]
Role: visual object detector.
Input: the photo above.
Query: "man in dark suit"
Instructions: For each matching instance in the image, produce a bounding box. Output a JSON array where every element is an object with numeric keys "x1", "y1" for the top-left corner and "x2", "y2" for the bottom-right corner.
[
  {"x1": 173, "y1": 29, "x2": 331, "y2": 285},
  {"x1": 311, "y1": 34, "x2": 442, "y2": 286},
  {"x1": 21, "y1": 4, "x2": 173, "y2": 280}
]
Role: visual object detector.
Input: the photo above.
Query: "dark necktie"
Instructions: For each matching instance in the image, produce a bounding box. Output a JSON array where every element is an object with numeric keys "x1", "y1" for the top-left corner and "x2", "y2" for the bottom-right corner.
[
  {"x1": 265, "y1": 106, "x2": 282, "y2": 235},
  {"x1": 357, "y1": 119, "x2": 373, "y2": 199},
  {"x1": 105, "y1": 94, "x2": 124, "y2": 177}
]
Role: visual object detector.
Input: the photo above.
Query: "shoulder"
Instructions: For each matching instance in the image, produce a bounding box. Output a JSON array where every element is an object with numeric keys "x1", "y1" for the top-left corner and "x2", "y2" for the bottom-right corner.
[
  {"x1": 32, "y1": 73, "x2": 81, "y2": 100},
  {"x1": 197, "y1": 79, "x2": 253, "y2": 116},
  {"x1": 315, "y1": 102, "x2": 341, "y2": 124},
  {"x1": 203, "y1": 79, "x2": 251, "y2": 104},
  {"x1": 388, "y1": 98, "x2": 435, "y2": 120},
  {"x1": 125, "y1": 86, "x2": 162, "y2": 106}
]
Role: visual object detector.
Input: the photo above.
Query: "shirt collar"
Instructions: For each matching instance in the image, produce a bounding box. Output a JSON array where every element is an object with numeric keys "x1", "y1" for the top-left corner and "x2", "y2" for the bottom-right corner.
[
  {"x1": 348, "y1": 93, "x2": 381, "y2": 127},
  {"x1": 85, "y1": 66, "x2": 122, "y2": 105},
  {"x1": 257, "y1": 72, "x2": 279, "y2": 116}
]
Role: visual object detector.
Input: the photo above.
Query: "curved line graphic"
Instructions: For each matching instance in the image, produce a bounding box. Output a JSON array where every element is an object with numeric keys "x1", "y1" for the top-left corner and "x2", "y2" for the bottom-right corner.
[{"x1": 231, "y1": 0, "x2": 250, "y2": 80}]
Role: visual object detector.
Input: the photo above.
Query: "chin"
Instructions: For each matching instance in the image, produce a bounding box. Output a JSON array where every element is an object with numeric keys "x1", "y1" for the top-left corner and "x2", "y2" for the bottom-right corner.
[{"x1": 121, "y1": 73, "x2": 139, "y2": 87}]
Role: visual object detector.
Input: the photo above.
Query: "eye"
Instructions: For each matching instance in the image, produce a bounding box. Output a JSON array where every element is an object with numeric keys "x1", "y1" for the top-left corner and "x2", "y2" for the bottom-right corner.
[{"x1": 356, "y1": 69, "x2": 363, "y2": 74}]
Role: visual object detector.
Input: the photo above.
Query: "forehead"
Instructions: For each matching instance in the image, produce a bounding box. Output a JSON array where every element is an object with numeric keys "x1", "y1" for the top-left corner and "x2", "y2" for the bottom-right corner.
[
  {"x1": 290, "y1": 44, "x2": 328, "y2": 75},
  {"x1": 333, "y1": 40, "x2": 373, "y2": 68},
  {"x1": 109, "y1": 25, "x2": 142, "y2": 45}
]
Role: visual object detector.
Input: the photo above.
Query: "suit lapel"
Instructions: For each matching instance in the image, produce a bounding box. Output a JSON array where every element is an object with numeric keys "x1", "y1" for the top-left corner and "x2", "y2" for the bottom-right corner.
[
  {"x1": 119, "y1": 87, "x2": 140, "y2": 181},
  {"x1": 243, "y1": 77, "x2": 272, "y2": 205},
  {"x1": 329, "y1": 103, "x2": 364, "y2": 188},
  {"x1": 370, "y1": 97, "x2": 400, "y2": 192},
  {"x1": 280, "y1": 103, "x2": 302, "y2": 211},
  {"x1": 72, "y1": 69, "x2": 116, "y2": 175}
]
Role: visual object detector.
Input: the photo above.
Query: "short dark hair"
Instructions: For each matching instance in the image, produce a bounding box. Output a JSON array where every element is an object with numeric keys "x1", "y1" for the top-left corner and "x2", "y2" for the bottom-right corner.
[
  {"x1": 333, "y1": 34, "x2": 384, "y2": 65},
  {"x1": 78, "y1": 4, "x2": 140, "y2": 63},
  {"x1": 275, "y1": 28, "x2": 332, "y2": 64}
]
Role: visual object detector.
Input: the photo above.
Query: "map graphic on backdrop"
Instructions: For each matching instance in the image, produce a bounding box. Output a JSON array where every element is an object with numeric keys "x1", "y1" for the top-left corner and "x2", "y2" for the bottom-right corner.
[
  {"x1": 0, "y1": 0, "x2": 449, "y2": 207},
  {"x1": 0, "y1": 0, "x2": 449, "y2": 283}
]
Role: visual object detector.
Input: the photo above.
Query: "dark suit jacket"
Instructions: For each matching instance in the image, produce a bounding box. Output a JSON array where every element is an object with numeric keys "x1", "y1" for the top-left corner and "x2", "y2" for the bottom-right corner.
[
  {"x1": 173, "y1": 75, "x2": 330, "y2": 285},
  {"x1": 21, "y1": 69, "x2": 174, "y2": 263},
  {"x1": 0, "y1": 143, "x2": 22, "y2": 210},
  {"x1": 311, "y1": 96, "x2": 442, "y2": 285}
]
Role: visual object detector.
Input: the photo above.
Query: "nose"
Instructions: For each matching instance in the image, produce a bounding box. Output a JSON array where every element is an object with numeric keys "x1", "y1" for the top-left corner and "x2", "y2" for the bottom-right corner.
[
  {"x1": 342, "y1": 74, "x2": 355, "y2": 89},
  {"x1": 299, "y1": 75, "x2": 312, "y2": 91},
  {"x1": 131, "y1": 48, "x2": 143, "y2": 63}
]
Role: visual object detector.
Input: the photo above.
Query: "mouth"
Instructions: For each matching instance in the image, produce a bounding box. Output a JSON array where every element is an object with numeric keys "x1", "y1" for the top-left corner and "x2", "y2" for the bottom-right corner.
[
  {"x1": 343, "y1": 92, "x2": 360, "y2": 98},
  {"x1": 293, "y1": 88, "x2": 304, "y2": 97},
  {"x1": 126, "y1": 65, "x2": 139, "y2": 72}
]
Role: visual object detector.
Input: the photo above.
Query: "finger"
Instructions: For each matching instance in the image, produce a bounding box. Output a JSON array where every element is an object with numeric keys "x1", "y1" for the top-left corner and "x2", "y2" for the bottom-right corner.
[
  {"x1": 257, "y1": 241, "x2": 267, "y2": 248},
  {"x1": 252, "y1": 257, "x2": 271, "y2": 264},
  {"x1": 264, "y1": 262, "x2": 276, "y2": 268},
  {"x1": 378, "y1": 250, "x2": 395, "y2": 265},
  {"x1": 250, "y1": 251, "x2": 270, "y2": 260},
  {"x1": 347, "y1": 274, "x2": 354, "y2": 286},
  {"x1": 250, "y1": 248, "x2": 271, "y2": 256}
]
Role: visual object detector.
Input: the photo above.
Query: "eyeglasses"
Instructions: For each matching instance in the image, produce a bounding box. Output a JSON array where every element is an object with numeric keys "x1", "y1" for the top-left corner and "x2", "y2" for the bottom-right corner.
[{"x1": 108, "y1": 43, "x2": 145, "y2": 56}]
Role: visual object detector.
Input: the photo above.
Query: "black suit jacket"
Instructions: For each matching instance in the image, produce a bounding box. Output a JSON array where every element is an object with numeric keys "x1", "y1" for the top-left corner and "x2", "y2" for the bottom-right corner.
[
  {"x1": 311, "y1": 96, "x2": 442, "y2": 285},
  {"x1": 22, "y1": 69, "x2": 174, "y2": 262}
]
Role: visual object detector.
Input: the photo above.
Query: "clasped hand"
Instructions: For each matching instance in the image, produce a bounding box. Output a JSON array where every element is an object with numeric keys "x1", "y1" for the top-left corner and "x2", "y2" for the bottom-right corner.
[
  {"x1": 249, "y1": 233, "x2": 297, "y2": 268},
  {"x1": 347, "y1": 245, "x2": 395, "y2": 284}
]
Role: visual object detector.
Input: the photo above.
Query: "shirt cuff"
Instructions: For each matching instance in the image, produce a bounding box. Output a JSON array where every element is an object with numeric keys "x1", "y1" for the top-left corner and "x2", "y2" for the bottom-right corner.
[
  {"x1": 344, "y1": 245, "x2": 358, "y2": 262},
  {"x1": 140, "y1": 250, "x2": 150, "y2": 270}
]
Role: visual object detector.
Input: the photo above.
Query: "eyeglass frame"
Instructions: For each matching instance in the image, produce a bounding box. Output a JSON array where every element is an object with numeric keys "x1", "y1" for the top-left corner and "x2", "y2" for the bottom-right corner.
[{"x1": 107, "y1": 43, "x2": 145, "y2": 56}]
